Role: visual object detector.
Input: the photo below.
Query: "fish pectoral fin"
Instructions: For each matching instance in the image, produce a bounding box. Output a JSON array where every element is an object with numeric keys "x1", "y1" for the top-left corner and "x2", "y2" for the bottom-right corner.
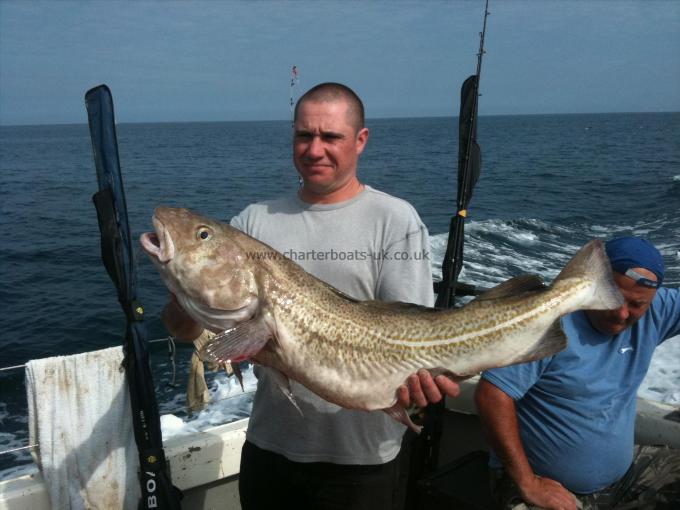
[
  {"x1": 383, "y1": 405, "x2": 422, "y2": 434},
  {"x1": 269, "y1": 368, "x2": 303, "y2": 416},
  {"x1": 198, "y1": 318, "x2": 271, "y2": 364},
  {"x1": 473, "y1": 275, "x2": 546, "y2": 301}
]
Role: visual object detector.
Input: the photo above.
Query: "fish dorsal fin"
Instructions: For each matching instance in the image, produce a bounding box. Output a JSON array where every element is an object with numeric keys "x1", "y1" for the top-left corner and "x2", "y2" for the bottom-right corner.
[
  {"x1": 358, "y1": 300, "x2": 441, "y2": 314},
  {"x1": 321, "y1": 278, "x2": 440, "y2": 313},
  {"x1": 475, "y1": 275, "x2": 546, "y2": 301},
  {"x1": 327, "y1": 284, "x2": 360, "y2": 303}
]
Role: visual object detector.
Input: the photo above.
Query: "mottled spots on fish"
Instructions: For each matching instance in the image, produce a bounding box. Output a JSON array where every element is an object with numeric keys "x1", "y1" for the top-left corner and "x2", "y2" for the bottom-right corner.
[{"x1": 141, "y1": 207, "x2": 623, "y2": 420}]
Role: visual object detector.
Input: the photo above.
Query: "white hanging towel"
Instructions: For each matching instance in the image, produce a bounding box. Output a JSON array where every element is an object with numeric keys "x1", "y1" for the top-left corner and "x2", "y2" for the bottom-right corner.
[{"x1": 26, "y1": 346, "x2": 141, "y2": 509}]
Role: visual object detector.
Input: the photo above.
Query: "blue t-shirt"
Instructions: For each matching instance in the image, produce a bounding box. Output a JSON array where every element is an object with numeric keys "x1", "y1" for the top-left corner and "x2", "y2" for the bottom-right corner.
[{"x1": 482, "y1": 286, "x2": 680, "y2": 494}]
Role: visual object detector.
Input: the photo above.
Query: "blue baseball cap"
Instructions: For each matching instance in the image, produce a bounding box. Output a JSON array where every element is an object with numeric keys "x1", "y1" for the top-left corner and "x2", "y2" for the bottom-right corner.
[{"x1": 605, "y1": 237, "x2": 664, "y2": 288}]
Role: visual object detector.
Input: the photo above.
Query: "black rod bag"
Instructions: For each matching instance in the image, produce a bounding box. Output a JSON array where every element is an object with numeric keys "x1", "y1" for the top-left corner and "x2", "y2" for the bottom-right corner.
[
  {"x1": 85, "y1": 84, "x2": 182, "y2": 510},
  {"x1": 435, "y1": 75, "x2": 481, "y2": 310}
]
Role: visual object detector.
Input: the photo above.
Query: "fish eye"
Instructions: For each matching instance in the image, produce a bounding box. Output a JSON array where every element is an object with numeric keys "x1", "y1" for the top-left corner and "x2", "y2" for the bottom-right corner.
[{"x1": 197, "y1": 226, "x2": 213, "y2": 241}]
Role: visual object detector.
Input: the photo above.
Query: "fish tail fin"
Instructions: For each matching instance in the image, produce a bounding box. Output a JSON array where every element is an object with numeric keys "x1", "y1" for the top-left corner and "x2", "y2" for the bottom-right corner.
[{"x1": 554, "y1": 240, "x2": 623, "y2": 310}]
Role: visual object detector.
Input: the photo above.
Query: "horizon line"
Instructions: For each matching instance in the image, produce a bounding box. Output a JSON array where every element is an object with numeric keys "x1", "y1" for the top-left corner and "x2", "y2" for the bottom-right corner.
[{"x1": 1, "y1": 110, "x2": 679, "y2": 128}]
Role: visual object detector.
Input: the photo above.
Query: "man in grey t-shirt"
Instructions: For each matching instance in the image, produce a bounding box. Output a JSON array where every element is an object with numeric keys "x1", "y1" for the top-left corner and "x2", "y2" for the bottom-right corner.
[{"x1": 163, "y1": 83, "x2": 459, "y2": 509}]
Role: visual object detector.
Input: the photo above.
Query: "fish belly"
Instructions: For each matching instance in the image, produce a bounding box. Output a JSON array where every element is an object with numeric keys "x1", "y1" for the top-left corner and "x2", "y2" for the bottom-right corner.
[{"x1": 268, "y1": 321, "x2": 410, "y2": 411}]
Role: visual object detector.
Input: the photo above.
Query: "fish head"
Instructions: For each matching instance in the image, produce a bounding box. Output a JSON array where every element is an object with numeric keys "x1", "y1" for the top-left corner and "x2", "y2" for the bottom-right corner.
[{"x1": 140, "y1": 206, "x2": 259, "y2": 331}]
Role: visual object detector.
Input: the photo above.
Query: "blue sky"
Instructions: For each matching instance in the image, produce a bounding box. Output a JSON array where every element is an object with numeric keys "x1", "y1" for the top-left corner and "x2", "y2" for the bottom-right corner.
[{"x1": 1, "y1": 0, "x2": 678, "y2": 125}]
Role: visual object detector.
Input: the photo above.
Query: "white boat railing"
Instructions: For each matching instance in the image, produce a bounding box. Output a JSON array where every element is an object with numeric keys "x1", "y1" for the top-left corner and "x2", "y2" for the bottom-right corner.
[{"x1": 0, "y1": 337, "x2": 188, "y2": 459}]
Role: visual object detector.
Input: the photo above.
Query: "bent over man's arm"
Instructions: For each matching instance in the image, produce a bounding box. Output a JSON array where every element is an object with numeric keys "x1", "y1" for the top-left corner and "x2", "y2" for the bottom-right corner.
[{"x1": 474, "y1": 379, "x2": 577, "y2": 510}]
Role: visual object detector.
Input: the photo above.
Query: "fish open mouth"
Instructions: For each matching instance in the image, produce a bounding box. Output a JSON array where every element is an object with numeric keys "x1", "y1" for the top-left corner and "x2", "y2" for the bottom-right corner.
[{"x1": 140, "y1": 216, "x2": 175, "y2": 263}]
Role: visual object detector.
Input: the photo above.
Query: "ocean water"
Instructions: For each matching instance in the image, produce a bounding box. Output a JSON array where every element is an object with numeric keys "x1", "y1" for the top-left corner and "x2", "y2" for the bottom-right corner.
[{"x1": 1, "y1": 113, "x2": 679, "y2": 477}]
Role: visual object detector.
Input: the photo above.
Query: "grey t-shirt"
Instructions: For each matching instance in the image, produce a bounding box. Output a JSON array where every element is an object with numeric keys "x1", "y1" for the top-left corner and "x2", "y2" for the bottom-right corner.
[{"x1": 231, "y1": 185, "x2": 434, "y2": 464}]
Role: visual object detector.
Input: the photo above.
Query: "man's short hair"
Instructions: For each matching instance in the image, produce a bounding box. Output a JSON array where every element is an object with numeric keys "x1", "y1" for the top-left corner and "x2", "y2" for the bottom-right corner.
[{"x1": 294, "y1": 82, "x2": 365, "y2": 132}]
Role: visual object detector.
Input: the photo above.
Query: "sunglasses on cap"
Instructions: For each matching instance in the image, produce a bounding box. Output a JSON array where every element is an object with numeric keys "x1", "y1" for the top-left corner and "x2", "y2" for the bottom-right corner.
[{"x1": 624, "y1": 269, "x2": 660, "y2": 289}]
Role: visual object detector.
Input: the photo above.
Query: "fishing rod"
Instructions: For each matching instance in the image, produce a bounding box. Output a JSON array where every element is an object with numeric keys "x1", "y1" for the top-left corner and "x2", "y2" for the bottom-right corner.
[
  {"x1": 435, "y1": 0, "x2": 490, "y2": 310},
  {"x1": 420, "y1": 1, "x2": 491, "y2": 479},
  {"x1": 290, "y1": 65, "x2": 299, "y2": 127}
]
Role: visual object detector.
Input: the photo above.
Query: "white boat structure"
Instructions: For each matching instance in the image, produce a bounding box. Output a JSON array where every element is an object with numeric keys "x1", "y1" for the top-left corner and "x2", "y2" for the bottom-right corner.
[{"x1": 2, "y1": 377, "x2": 678, "y2": 509}]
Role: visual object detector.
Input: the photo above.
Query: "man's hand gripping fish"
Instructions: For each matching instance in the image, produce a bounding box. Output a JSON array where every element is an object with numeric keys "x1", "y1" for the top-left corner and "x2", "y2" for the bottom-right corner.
[{"x1": 140, "y1": 207, "x2": 623, "y2": 432}]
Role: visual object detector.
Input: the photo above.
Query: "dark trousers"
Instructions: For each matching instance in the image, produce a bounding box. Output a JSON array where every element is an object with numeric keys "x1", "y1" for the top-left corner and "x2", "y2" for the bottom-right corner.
[{"x1": 239, "y1": 440, "x2": 405, "y2": 510}]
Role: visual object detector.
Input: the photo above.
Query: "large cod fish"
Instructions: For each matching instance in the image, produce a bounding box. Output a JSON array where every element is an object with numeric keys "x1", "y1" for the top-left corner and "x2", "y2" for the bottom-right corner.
[{"x1": 140, "y1": 206, "x2": 623, "y2": 430}]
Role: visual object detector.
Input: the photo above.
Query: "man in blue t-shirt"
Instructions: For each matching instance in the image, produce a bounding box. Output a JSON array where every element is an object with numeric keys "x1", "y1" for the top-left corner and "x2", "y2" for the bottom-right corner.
[{"x1": 475, "y1": 237, "x2": 680, "y2": 510}]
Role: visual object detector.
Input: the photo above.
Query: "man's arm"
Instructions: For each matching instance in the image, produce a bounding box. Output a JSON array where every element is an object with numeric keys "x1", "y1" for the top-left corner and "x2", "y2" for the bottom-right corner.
[
  {"x1": 474, "y1": 378, "x2": 577, "y2": 510},
  {"x1": 657, "y1": 287, "x2": 680, "y2": 342}
]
